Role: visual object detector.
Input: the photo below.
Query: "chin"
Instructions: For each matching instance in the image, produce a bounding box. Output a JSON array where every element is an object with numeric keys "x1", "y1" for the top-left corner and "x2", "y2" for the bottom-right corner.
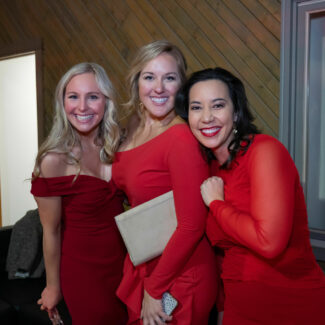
[{"x1": 150, "y1": 108, "x2": 174, "y2": 119}]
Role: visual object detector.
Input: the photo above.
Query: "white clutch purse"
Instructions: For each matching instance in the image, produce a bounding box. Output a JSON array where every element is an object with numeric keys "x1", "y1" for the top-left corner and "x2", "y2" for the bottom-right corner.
[{"x1": 114, "y1": 191, "x2": 177, "y2": 266}]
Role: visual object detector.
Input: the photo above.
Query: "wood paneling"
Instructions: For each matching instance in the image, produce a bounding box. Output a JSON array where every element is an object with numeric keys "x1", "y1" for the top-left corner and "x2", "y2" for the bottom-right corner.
[{"x1": 0, "y1": 0, "x2": 281, "y2": 137}]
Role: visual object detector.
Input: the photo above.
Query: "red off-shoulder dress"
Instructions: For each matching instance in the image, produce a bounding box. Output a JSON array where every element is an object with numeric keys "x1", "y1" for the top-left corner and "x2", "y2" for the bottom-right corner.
[
  {"x1": 207, "y1": 134, "x2": 325, "y2": 325},
  {"x1": 112, "y1": 124, "x2": 219, "y2": 324},
  {"x1": 31, "y1": 175, "x2": 127, "y2": 325}
]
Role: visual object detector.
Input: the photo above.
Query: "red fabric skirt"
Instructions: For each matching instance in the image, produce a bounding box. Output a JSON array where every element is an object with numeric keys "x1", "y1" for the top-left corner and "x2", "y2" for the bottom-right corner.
[
  {"x1": 120, "y1": 254, "x2": 218, "y2": 325},
  {"x1": 223, "y1": 280, "x2": 325, "y2": 325}
]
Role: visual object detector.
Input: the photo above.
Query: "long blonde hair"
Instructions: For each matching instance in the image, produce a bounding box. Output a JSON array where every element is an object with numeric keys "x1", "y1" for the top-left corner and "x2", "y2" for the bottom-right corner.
[
  {"x1": 33, "y1": 62, "x2": 121, "y2": 178},
  {"x1": 125, "y1": 40, "x2": 187, "y2": 121}
]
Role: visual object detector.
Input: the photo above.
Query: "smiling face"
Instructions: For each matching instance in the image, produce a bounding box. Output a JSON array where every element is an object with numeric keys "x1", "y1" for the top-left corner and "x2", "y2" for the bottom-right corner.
[
  {"x1": 64, "y1": 72, "x2": 106, "y2": 136},
  {"x1": 188, "y1": 79, "x2": 236, "y2": 163},
  {"x1": 138, "y1": 53, "x2": 182, "y2": 120}
]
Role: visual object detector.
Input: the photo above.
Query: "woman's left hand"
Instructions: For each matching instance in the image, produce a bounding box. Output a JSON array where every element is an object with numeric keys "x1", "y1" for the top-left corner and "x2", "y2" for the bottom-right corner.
[
  {"x1": 141, "y1": 290, "x2": 172, "y2": 324},
  {"x1": 200, "y1": 176, "x2": 225, "y2": 206}
]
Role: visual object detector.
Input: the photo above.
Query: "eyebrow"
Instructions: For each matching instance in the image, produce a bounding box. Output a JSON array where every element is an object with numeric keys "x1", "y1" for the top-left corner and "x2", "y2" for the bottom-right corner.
[
  {"x1": 65, "y1": 91, "x2": 101, "y2": 94},
  {"x1": 141, "y1": 71, "x2": 178, "y2": 75},
  {"x1": 190, "y1": 98, "x2": 225, "y2": 104}
]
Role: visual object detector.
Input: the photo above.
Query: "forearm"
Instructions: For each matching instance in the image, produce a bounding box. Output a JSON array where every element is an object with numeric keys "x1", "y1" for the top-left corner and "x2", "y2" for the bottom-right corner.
[
  {"x1": 34, "y1": 195, "x2": 62, "y2": 287},
  {"x1": 206, "y1": 213, "x2": 237, "y2": 248},
  {"x1": 210, "y1": 200, "x2": 290, "y2": 259},
  {"x1": 42, "y1": 227, "x2": 61, "y2": 288},
  {"x1": 144, "y1": 227, "x2": 203, "y2": 298}
]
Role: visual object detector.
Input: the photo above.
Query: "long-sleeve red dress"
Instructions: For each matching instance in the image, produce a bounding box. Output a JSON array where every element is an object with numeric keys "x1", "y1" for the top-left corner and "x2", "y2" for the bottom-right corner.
[
  {"x1": 112, "y1": 124, "x2": 219, "y2": 324},
  {"x1": 206, "y1": 134, "x2": 325, "y2": 325},
  {"x1": 31, "y1": 175, "x2": 128, "y2": 325}
]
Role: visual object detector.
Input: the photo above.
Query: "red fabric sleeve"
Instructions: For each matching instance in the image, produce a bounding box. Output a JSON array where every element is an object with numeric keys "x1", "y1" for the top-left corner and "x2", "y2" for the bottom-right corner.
[
  {"x1": 206, "y1": 211, "x2": 238, "y2": 248},
  {"x1": 144, "y1": 129, "x2": 209, "y2": 298},
  {"x1": 209, "y1": 137, "x2": 296, "y2": 259},
  {"x1": 31, "y1": 176, "x2": 74, "y2": 197}
]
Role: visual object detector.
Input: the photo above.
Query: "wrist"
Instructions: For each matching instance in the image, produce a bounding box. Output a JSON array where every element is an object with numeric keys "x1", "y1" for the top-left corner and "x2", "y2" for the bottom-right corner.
[
  {"x1": 209, "y1": 199, "x2": 221, "y2": 209},
  {"x1": 143, "y1": 278, "x2": 163, "y2": 300},
  {"x1": 46, "y1": 283, "x2": 61, "y2": 292}
]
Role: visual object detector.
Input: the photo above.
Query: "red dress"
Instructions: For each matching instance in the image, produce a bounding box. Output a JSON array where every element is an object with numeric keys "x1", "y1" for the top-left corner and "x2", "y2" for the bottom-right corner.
[
  {"x1": 31, "y1": 175, "x2": 128, "y2": 325},
  {"x1": 206, "y1": 134, "x2": 325, "y2": 325},
  {"x1": 112, "y1": 124, "x2": 218, "y2": 324}
]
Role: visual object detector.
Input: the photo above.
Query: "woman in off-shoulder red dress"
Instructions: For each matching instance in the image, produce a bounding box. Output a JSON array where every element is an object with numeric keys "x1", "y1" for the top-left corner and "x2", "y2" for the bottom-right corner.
[
  {"x1": 31, "y1": 63, "x2": 127, "y2": 325},
  {"x1": 31, "y1": 175, "x2": 127, "y2": 325},
  {"x1": 176, "y1": 67, "x2": 325, "y2": 325},
  {"x1": 113, "y1": 41, "x2": 219, "y2": 325}
]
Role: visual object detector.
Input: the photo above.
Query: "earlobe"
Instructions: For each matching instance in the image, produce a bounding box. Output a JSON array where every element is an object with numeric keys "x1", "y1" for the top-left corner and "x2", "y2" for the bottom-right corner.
[{"x1": 233, "y1": 114, "x2": 238, "y2": 122}]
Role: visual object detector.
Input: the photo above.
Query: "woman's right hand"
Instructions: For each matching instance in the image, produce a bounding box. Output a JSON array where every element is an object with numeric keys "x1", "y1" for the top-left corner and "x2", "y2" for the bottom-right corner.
[
  {"x1": 141, "y1": 290, "x2": 172, "y2": 324},
  {"x1": 37, "y1": 285, "x2": 62, "y2": 319},
  {"x1": 200, "y1": 176, "x2": 225, "y2": 206}
]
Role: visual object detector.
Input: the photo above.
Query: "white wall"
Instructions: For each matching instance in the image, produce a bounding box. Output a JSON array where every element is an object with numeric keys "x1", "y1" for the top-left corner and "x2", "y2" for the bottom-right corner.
[{"x1": 0, "y1": 54, "x2": 38, "y2": 226}]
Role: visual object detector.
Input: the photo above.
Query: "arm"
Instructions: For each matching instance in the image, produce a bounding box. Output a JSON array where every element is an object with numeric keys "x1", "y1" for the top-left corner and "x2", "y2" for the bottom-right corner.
[
  {"x1": 204, "y1": 137, "x2": 296, "y2": 259},
  {"x1": 144, "y1": 129, "x2": 209, "y2": 297},
  {"x1": 35, "y1": 195, "x2": 62, "y2": 313},
  {"x1": 33, "y1": 153, "x2": 66, "y2": 315}
]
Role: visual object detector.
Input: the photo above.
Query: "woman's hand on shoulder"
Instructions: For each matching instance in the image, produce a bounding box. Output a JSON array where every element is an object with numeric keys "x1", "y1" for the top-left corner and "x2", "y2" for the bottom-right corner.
[
  {"x1": 141, "y1": 290, "x2": 172, "y2": 325},
  {"x1": 200, "y1": 176, "x2": 224, "y2": 206}
]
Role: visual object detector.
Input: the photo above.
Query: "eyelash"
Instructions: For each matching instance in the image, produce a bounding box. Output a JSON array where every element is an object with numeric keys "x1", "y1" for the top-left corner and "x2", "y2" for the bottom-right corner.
[
  {"x1": 190, "y1": 103, "x2": 225, "y2": 110},
  {"x1": 67, "y1": 95, "x2": 100, "y2": 100},
  {"x1": 143, "y1": 75, "x2": 176, "y2": 81}
]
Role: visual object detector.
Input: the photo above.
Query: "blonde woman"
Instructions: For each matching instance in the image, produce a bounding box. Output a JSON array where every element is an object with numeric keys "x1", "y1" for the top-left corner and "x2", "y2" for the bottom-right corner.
[
  {"x1": 31, "y1": 63, "x2": 127, "y2": 325},
  {"x1": 112, "y1": 41, "x2": 219, "y2": 324}
]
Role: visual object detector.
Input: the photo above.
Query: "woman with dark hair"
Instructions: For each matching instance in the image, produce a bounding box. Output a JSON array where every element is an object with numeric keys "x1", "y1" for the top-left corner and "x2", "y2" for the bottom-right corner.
[{"x1": 176, "y1": 67, "x2": 325, "y2": 325}]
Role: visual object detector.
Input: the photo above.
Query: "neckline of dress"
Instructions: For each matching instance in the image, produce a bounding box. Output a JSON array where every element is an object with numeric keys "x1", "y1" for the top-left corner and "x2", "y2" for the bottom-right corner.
[
  {"x1": 117, "y1": 123, "x2": 187, "y2": 154},
  {"x1": 37, "y1": 174, "x2": 113, "y2": 185}
]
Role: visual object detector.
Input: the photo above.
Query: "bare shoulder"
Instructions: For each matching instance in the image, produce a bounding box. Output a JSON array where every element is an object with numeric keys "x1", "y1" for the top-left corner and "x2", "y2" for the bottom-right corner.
[{"x1": 39, "y1": 152, "x2": 68, "y2": 178}]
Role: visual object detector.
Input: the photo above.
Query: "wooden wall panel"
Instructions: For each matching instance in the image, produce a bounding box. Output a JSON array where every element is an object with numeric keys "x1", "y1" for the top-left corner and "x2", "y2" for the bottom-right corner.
[{"x1": 0, "y1": 0, "x2": 281, "y2": 137}]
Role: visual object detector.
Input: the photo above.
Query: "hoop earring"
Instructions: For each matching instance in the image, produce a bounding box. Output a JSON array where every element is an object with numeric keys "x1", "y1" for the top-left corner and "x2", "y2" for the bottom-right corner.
[{"x1": 233, "y1": 124, "x2": 238, "y2": 135}]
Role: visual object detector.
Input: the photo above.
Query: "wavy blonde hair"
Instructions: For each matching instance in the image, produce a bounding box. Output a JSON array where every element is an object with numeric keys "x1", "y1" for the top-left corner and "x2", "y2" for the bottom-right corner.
[
  {"x1": 33, "y1": 62, "x2": 121, "y2": 178},
  {"x1": 125, "y1": 40, "x2": 187, "y2": 120}
]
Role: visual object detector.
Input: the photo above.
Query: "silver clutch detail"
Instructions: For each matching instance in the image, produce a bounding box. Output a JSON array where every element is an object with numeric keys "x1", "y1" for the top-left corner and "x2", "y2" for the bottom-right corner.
[{"x1": 162, "y1": 292, "x2": 178, "y2": 316}]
